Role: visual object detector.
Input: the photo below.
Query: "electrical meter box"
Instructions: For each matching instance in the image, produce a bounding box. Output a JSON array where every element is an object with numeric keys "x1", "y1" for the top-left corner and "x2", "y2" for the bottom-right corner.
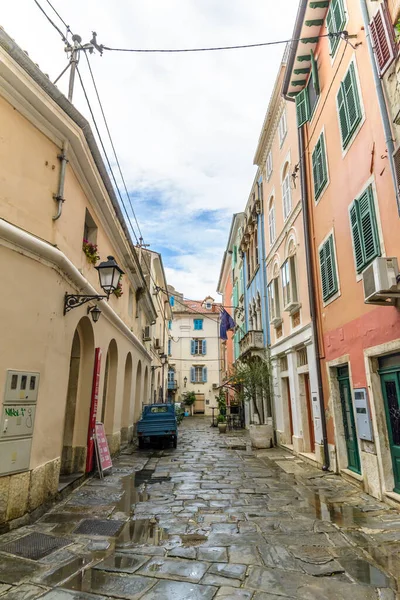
[
  {"x1": 0, "y1": 370, "x2": 39, "y2": 475},
  {"x1": 354, "y1": 388, "x2": 374, "y2": 442}
]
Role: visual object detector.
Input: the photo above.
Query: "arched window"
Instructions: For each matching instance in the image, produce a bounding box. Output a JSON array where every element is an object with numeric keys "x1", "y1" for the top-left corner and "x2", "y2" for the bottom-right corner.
[
  {"x1": 268, "y1": 262, "x2": 281, "y2": 325},
  {"x1": 281, "y1": 238, "x2": 299, "y2": 310},
  {"x1": 282, "y1": 163, "x2": 292, "y2": 220},
  {"x1": 268, "y1": 197, "x2": 276, "y2": 245},
  {"x1": 254, "y1": 227, "x2": 259, "y2": 267}
]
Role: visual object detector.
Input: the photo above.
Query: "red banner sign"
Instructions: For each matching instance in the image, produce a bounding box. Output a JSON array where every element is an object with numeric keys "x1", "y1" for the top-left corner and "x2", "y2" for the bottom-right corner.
[
  {"x1": 95, "y1": 422, "x2": 113, "y2": 474},
  {"x1": 86, "y1": 348, "x2": 102, "y2": 473}
]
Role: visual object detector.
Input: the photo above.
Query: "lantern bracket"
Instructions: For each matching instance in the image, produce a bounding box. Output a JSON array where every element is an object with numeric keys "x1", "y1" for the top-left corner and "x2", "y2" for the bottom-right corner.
[{"x1": 64, "y1": 293, "x2": 108, "y2": 315}]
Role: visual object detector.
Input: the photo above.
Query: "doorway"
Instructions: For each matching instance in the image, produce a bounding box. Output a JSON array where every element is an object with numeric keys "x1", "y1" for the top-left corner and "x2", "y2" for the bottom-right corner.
[
  {"x1": 379, "y1": 358, "x2": 400, "y2": 493},
  {"x1": 304, "y1": 373, "x2": 315, "y2": 453},
  {"x1": 194, "y1": 394, "x2": 205, "y2": 414},
  {"x1": 282, "y1": 377, "x2": 294, "y2": 444},
  {"x1": 337, "y1": 366, "x2": 361, "y2": 474}
]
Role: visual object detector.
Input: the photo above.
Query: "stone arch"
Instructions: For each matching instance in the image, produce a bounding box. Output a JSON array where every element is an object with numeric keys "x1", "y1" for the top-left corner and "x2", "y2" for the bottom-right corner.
[
  {"x1": 101, "y1": 339, "x2": 118, "y2": 436},
  {"x1": 61, "y1": 316, "x2": 95, "y2": 476},
  {"x1": 134, "y1": 360, "x2": 142, "y2": 423},
  {"x1": 121, "y1": 352, "x2": 133, "y2": 444}
]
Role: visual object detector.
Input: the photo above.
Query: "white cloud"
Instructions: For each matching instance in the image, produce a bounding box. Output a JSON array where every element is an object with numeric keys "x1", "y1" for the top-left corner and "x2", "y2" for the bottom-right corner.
[{"x1": 2, "y1": 0, "x2": 299, "y2": 298}]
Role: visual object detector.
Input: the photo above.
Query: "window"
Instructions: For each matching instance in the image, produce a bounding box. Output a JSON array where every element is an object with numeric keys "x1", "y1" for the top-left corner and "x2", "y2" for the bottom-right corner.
[
  {"x1": 295, "y1": 88, "x2": 310, "y2": 129},
  {"x1": 268, "y1": 271, "x2": 281, "y2": 323},
  {"x1": 282, "y1": 164, "x2": 292, "y2": 220},
  {"x1": 194, "y1": 319, "x2": 203, "y2": 330},
  {"x1": 205, "y1": 302, "x2": 212, "y2": 309},
  {"x1": 168, "y1": 339, "x2": 172, "y2": 356},
  {"x1": 319, "y1": 235, "x2": 338, "y2": 302},
  {"x1": 191, "y1": 339, "x2": 207, "y2": 355},
  {"x1": 83, "y1": 209, "x2": 97, "y2": 244},
  {"x1": 349, "y1": 185, "x2": 381, "y2": 273},
  {"x1": 168, "y1": 369, "x2": 175, "y2": 382},
  {"x1": 268, "y1": 200, "x2": 276, "y2": 245},
  {"x1": 234, "y1": 331, "x2": 240, "y2": 361},
  {"x1": 266, "y1": 151, "x2": 273, "y2": 179},
  {"x1": 232, "y1": 245, "x2": 238, "y2": 267},
  {"x1": 239, "y1": 267, "x2": 244, "y2": 298},
  {"x1": 170, "y1": 295, "x2": 175, "y2": 307},
  {"x1": 312, "y1": 132, "x2": 328, "y2": 200},
  {"x1": 254, "y1": 228, "x2": 259, "y2": 267},
  {"x1": 191, "y1": 366, "x2": 207, "y2": 383},
  {"x1": 233, "y1": 283, "x2": 239, "y2": 308},
  {"x1": 281, "y1": 253, "x2": 298, "y2": 310},
  {"x1": 295, "y1": 51, "x2": 320, "y2": 128},
  {"x1": 369, "y1": 4, "x2": 396, "y2": 75},
  {"x1": 278, "y1": 109, "x2": 288, "y2": 146},
  {"x1": 337, "y1": 62, "x2": 362, "y2": 149},
  {"x1": 168, "y1": 319, "x2": 172, "y2": 330},
  {"x1": 326, "y1": 0, "x2": 346, "y2": 57}
]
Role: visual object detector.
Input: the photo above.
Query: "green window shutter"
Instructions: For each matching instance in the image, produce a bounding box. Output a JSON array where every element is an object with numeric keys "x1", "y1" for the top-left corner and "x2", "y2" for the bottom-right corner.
[
  {"x1": 343, "y1": 63, "x2": 362, "y2": 133},
  {"x1": 319, "y1": 235, "x2": 338, "y2": 301},
  {"x1": 311, "y1": 50, "x2": 320, "y2": 96},
  {"x1": 312, "y1": 134, "x2": 328, "y2": 200},
  {"x1": 327, "y1": 0, "x2": 345, "y2": 56},
  {"x1": 337, "y1": 86, "x2": 349, "y2": 147},
  {"x1": 350, "y1": 202, "x2": 364, "y2": 272},
  {"x1": 295, "y1": 88, "x2": 310, "y2": 128},
  {"x1": 358, "y1": 186, "x2": 380, "y2": 266}
]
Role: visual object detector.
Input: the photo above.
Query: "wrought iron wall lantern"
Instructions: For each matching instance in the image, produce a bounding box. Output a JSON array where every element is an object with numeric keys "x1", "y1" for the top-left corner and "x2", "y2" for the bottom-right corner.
[
  {"x1": 183, "y1": 376, "x2": 188, "y2": 388},
  {"x1": 64, "y1": 255, "x2": 124, "y2": 320}
]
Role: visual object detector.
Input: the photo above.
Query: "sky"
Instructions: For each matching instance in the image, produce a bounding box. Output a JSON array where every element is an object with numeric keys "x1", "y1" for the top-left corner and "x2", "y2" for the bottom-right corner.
[{"x1": 2, "y1": 0, "x2": 299, "y2": 299}]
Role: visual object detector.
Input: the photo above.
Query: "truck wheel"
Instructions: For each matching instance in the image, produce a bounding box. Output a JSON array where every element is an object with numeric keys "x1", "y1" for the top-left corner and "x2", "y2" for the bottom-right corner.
[
  {"x1": 138, "y1": 438, "x2": 144, "y2": 449},
  {"x1": 173, "y1": 436, "x2": 177, "y2": 448}
]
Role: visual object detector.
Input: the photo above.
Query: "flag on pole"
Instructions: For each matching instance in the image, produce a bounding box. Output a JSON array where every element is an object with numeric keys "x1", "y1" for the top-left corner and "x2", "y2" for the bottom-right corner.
[{"x1": 220, "y1": 309, "x2": 235, "y2": 341}]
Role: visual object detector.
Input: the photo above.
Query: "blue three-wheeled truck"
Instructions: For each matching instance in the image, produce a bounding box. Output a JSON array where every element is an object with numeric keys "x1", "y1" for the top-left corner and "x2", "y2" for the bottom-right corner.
[{"x1": 137, "y1": 403, "x2": 178, "y2": 449}]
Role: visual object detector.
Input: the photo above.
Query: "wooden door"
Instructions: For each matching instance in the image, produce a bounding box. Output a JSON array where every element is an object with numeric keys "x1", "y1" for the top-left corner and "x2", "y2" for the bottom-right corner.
[
  {"x1": 337, "y1": 367, "x2": 361, "y2": 474},
  {"x1": 381, "y1": 372, "x2": 400, "y2": 493},
  {"x1": 285, "y1": 378, "x2": 294, "y2": 441},
  {"x1": 304, "y1": 373, "x2": 315, "y2": 453},
  {"x1": 194, "y1": 394, "x2": 205, "y2": 414}
]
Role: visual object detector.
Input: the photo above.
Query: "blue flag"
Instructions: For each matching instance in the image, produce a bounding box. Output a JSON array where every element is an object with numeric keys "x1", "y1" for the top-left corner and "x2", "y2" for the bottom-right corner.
[{"x1": 220, "y1": 309, "x2": 235, "y2": 341}]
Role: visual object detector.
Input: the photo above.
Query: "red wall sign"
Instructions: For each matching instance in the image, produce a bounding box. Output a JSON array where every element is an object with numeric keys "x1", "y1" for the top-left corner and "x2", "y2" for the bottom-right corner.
[
  {"x1": 86, "y1": 348, "x2": 102, "y2": 473},
  {"x1": 95, "y1": 422, "x2": 113, "y2": 473}
]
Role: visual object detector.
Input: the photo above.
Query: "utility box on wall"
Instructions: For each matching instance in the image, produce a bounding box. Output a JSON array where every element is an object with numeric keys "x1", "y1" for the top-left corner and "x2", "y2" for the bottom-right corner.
[
  {"x1": 0, "y1": 370, "x2": 39, "y2": 475},
  {"x1": 354, "y1": 388, "x2": 374, "y2": 442}
]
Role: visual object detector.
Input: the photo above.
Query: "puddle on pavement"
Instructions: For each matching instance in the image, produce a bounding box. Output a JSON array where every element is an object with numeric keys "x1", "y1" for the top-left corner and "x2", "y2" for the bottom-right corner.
[
  {"x1": 41, "y1": 556, "x2": 89, "y2": 586},
  {"x1": 113, "y1": 476, "x2": 149, "y2": 517},
  {"x1": 93, "y1": 553, "x2": 146, "y2": 573},
  {"x1": 338, "y1": 557, "x2": 392, "y2": 587},
  {"x1": 309, "y1": 493, "x2": 372, "y2": 527},
  {"x1": 116, "y1": 519, "x2": 168, "y2": 547},
  {"x1": 179, "y1": 533, "x2": 208, "y2": 547}
]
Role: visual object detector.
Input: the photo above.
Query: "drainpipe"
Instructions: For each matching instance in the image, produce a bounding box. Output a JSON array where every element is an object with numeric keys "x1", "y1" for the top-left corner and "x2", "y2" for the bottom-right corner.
[
  {"x1": 359, "y1": 0, "x2": 400, "y2": 215},
  {"x1": 298, "y1": 126, "x2": 330, "y2": 471},
  {"x1": 52, "y1": 141, "x2": 69, "y2": 221}
]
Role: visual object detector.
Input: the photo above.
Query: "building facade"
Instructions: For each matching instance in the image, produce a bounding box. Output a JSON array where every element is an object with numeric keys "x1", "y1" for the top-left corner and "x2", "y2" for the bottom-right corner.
[
  {"x1": 283, "y1": 0, "x2": 400, "y2": 502},
  {"x1": 254, "y1": 58, "x2": 323, "y2": 462},
  {"x1": 167, "y1": 287, "x2": 221, "y2": 416},
  {"x1": 0, "y1": 30, "x2": 158, "y2": 525}
]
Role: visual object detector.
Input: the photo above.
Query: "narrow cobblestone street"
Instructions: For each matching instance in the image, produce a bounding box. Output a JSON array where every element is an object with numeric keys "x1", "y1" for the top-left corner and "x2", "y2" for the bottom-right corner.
[{"x1": 0, "y1": 418, "x2": 400, "y2": 599}]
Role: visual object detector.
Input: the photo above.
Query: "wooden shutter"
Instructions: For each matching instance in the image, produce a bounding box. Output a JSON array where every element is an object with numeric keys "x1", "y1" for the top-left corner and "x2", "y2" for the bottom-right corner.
[
  {"x1": 312, "y1": 133, "x2": 328, "y2": 199},
  {"x1": 295, "y1": 88, "x2": 310, "y2": 128},
  {"x1": 191, "y1": 340, "x2": 195, "y2": 354},
  {"x1": 393, "y1": 147, "x2": 400, "y2": 193},
  {"x1": 343, "y1": 64, "x2": 362, "y2": 132},
  {"x1": 358, "y1": 186, "x2": 380, "y2": 265},
  {"x1": 350, "y1": 202, "x2": 364, "y2": 272},
  {"x1": 190, "y1": 367, "x2": 195, "y2": 383},
  {"x1": 202, "y1": 367, "x2": 207, "y2": 383},
  {"x1": 369, "y1": 5, "x2": 396, "y2": 75},
  {"x1": 311, "y1": 50, "x2": 320, "y2": 95},
  {"x1": 319, "y1": 236, "x2": 337, "y2": 301},
  {"x1": 337, "y1": 86, "x2": 349, "y2": 147},
  {"x1": 202, "y1": 340, "x2": 207, "y2": 355}
]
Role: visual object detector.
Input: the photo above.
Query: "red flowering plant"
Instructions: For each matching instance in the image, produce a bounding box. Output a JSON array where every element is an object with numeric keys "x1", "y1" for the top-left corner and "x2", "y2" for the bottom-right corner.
[
  {"x1": 82, "y1": 239, "x2": 100, "y2": 265},
  {"x1": 112, "y1": 276, "x2": 123, "y2": 298}
]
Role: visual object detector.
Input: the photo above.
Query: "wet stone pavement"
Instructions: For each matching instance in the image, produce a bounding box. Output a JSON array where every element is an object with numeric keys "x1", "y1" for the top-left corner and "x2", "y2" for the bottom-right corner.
[{"x1": 0, "y1": 418, "x2": 400, "y2": 599}]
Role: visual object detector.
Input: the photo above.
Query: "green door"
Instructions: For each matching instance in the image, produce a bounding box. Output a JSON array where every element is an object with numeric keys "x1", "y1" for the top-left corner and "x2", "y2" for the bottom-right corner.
[
  {"x1": 337, "y1": 367, "x2": 361, "y2": 474},
  {"x1": 380, "y1": 372, "x2": 400, "y2": 494}
]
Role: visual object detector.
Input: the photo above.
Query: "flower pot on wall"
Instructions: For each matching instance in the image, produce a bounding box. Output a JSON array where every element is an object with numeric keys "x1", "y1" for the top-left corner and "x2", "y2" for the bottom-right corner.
[{"x1": 249, "y1": 424, "x2": 273, "y2": 449}]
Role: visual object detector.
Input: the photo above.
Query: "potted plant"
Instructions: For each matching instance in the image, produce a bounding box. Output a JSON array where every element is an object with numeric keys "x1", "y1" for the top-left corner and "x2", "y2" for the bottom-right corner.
[
  {"x1": 82, "y1": 239, "x2": 100, "y2": 265},
  {"x1": 112, "y1": 276, "x2": 123, "y2": 298},
  {"x1": 217, "y1": 413, "x2": 227, "y2": 434},
  {"x1": 232, "y1": 354, "x2": 273, "y2": 449},
  {"x1": 182, "y1": 391, "x2": 196, "y2": 416},
  {"x1": 215, "y1": 390, "x2": 227, "y2": 433}
]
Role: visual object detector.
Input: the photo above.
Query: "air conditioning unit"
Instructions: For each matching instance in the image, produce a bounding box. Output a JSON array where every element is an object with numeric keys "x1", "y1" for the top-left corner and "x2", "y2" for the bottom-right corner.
[
  {"x1": 142, "y1": 326, "x2": 151, "y2": 341},
  {"x1": 363, "y1": 257, "x2": 399, "y2": 305},
  {"x1": 154, "y1": 338, "x2": 161, "y2": 349}
]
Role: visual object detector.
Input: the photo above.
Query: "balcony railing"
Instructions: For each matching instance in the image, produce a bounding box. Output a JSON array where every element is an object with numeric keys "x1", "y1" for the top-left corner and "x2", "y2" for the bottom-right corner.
[
  {"x1": 239, "y1": 330, "x2": 264, "y2": 357},
  {"x1": 167, "y1": 380, "x2": 178, "y2": 390}
]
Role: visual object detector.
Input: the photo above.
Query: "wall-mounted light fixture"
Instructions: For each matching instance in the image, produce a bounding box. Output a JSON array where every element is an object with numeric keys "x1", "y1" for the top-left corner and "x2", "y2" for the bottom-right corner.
[
  {"x1": 64, "y1": 256, "x2": 124, "y2": 318},
  {"x1": 183, "y1": 376, "x2": 187, "y2": 388},
  {"x1": 87, "y1": 305, "x2": 102, "y2": 323}
]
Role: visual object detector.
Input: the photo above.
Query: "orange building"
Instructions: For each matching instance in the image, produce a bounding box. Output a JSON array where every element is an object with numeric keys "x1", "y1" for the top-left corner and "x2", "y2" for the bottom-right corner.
[{"x1": 283, "y1": 0, "x2": 400, "y2": 503}]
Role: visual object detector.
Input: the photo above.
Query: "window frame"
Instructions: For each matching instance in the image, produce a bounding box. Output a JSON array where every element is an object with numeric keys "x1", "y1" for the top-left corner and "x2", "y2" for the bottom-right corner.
[
  {"x1": 312, "y1": 131, "x2": 329, "y2": 201},
  {"x1": 336, "y1": 61, "x2": 363, "y2": 151},
  {"x1": 281, "y1": 255, "x2": 299, "y2": 312},
  {"x1": 326, "y1": 0, "x2": 347, "y2": 59},
  {"x1": 193, "y1": 318, "x2": 203, "y2": 330},
  {"x1": 266, "y1": 150, "x2": 273, "y2": 180},
  {"x1": 349, "y1": 184, "x2": 381, "y2": 274},
  {"x1": 268, "y1": 274, "x2": 282, "y2": 325},
  {"x1": 369, "y1": 4, "x2": 397, "y2": 76},
  {"x1": 268, "y1": 201, "x2": 276, "y2": 245},
  {"x1": 278, "y1": 109, "x2": 288, "y2": 147},
  {"x1": 282, "y1": 169, "x2": 292, "y2": 221}
]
